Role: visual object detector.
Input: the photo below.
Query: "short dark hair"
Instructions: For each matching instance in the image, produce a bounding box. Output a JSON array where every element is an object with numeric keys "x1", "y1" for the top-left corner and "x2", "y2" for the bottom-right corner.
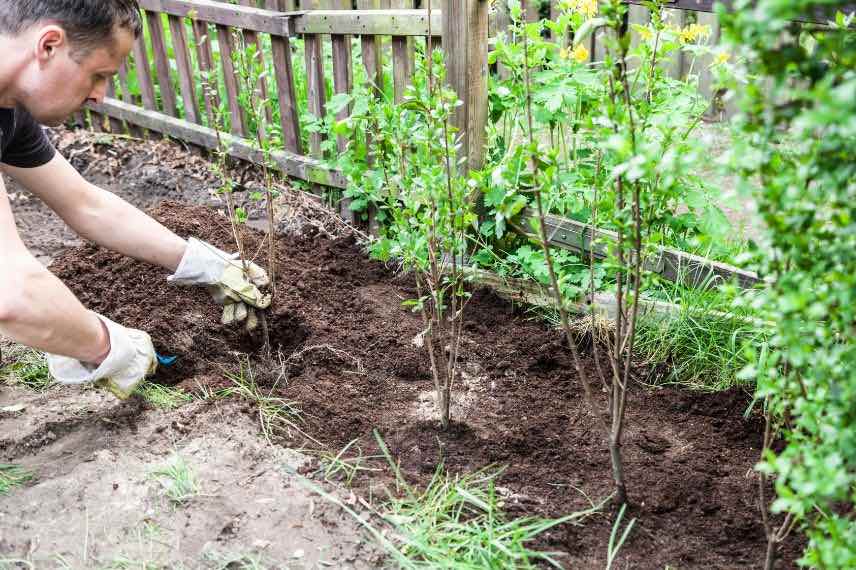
[{"x1": 0, "y1": 1, "x2": 142, "y2": 58}]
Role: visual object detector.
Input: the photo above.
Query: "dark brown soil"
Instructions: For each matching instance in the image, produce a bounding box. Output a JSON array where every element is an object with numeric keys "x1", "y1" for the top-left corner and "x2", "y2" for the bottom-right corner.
[{"x1": 49, "y1": 201, "x2": 802, "y2": 569}]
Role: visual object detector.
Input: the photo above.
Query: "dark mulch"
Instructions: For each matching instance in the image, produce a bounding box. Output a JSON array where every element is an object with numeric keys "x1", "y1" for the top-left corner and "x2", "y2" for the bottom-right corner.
[{"x1": 49, "y1": 201, "x2": 802, "y2": 569}]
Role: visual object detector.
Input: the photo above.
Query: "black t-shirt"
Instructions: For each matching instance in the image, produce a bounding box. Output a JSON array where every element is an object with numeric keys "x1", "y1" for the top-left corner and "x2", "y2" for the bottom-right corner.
[{"x1": 0, "y1": 106, "x2": 56, "y2": 168}]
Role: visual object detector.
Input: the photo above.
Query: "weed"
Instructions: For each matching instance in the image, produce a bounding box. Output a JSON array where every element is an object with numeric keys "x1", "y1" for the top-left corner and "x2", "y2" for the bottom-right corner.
[
  {"x1": 222, "y1": 356, "x2": 316, "y2": 446},
  {"x1": 149, "y1": 454, "x2": 200, "y2": 506},
  {"x1": 302, "y1": 438, "x2": 382, "y2": 487},
  {"x1": 101, "y1": 559, "x2": 162, "y2": 570},
  {"x1": 0, "y1": 464, "x2": 34, "y2": 495},
  {"x1": 191, "y1": 379, "x2": 230, "y2": 402},
  {"x1": 138, "y1": 384, "x2": 193, "y2": 410},
  {"x1": 606, "y1": 503, "x2": 636, "y2": 570},
  {"x1": 299, "y1": 432, "x2": 603, "y2": 569},
  {"x1": 0, "y1": 348, "x2": 52, "y2": 392},
  {"x1": 634, "y1": 283, "x2": 770, "y2": 391}
]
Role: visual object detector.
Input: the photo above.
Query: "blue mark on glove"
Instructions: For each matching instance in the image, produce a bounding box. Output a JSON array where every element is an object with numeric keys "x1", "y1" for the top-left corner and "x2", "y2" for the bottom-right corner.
[{"x1": 156, "y1": 353, "x2": 178, "y2": 367}]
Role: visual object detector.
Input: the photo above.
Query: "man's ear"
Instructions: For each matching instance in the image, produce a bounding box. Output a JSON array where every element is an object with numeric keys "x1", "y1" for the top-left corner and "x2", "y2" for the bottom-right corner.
[{"x1": 36, "y1": 25, "x2": 67, "y2": 63}]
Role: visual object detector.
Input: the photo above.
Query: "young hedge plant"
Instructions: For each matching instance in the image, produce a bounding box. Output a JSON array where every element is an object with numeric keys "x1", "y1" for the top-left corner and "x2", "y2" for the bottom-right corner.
[
  {"x1": 721, "y1": 4, "x2": 856, "y2": 568},
  {"x1": 325, "y1": 45, "x2": 475, "y2": 431},
  {"x1": 507, "y1": 0, "x2": 718, "y2": 506}
]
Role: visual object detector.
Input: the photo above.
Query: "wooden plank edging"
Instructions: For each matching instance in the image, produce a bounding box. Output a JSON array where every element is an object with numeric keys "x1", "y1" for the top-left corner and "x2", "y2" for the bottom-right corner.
[{"x1": 515, "y1": 209, "x2": 760, "y2": 290}]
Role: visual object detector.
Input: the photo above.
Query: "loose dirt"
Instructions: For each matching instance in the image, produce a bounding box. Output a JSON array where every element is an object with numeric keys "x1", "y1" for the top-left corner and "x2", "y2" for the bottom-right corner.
[
  {"x1": 0, "y1": 382, "x2": 380, "y2": 568},
  {"x1": 2, "y1": 129, "x2": 799, "y2": 569}
]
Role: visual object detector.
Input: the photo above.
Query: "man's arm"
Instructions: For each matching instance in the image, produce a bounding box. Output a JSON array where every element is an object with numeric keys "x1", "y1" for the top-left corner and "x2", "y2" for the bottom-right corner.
[
  {"x1": 0, "y1": 174, "x2": 109, "y2": 362},
  {"x1": 2, "y1": 153, "x2": 187, "y2": 272}
]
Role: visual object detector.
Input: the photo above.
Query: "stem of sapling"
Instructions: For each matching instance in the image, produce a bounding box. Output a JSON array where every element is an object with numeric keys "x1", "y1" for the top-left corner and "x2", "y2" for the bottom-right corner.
[{"x1": 236, "y1": 36, "x2": 278, "y2": 357}]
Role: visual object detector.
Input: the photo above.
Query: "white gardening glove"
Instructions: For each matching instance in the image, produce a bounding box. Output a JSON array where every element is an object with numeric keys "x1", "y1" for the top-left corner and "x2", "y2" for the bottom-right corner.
[
  {"x1": 168, "y1": 238, "x2": 271, "y2": 330},
  {"x1": 46, "y1": 312, "x2": 157, "y2": 400}
]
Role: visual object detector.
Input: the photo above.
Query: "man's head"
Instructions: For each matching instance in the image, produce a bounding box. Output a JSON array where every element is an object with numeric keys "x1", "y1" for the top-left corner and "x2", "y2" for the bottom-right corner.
[{"x1": 0, "y1": 1, "x2": 141, "y2": 125}]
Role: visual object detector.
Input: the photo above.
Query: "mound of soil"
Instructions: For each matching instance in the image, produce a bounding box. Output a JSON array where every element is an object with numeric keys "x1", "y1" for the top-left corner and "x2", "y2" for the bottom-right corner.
[{"x1": 49, "y1": 202, "x2": 801, "y2": 569}]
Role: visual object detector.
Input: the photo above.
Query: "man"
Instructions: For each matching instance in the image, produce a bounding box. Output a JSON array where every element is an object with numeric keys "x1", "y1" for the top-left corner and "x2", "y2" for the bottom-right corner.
[{"x1": 0, "y1": 0, "x2": 270, "y2": 399}]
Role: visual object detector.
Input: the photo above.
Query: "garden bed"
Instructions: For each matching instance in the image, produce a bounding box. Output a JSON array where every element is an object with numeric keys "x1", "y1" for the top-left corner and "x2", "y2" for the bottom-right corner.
[
  {"x1": 0, "y1": 131, "x2": 802, "y2": 569},
  {"x1": 42, "y1": 193, "x2": 803, "y2": 568}
]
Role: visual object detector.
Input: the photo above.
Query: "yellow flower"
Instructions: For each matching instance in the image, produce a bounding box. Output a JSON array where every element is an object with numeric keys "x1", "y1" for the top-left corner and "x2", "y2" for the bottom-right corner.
[
  {"x1": 572, "y1": 43, "x2": 590, "y2": 63},
  {"x1": 564, "y1": 0, "x2": 597, "y2": 19},
  {"x1": 679, "y1": 23, "x2": 711, "y2": 44},
  {"x1": 638, "y1": 26, "x2": 653, "y2": 42},
  {"x1": 580, "y1": 0, "x2": 598, "y2": 18},
  {"x1": 714, "y1": 51, "x2": 731, "y2": 66}
]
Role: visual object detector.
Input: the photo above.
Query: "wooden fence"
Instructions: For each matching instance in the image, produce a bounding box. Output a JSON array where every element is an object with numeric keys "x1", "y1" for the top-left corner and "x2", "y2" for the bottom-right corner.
[{"x1": 81, "y1": 0, "x2": 789, "y2": 290}]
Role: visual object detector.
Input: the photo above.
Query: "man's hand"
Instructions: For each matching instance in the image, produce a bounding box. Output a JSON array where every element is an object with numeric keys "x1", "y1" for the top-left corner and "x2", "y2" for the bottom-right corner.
[
  {"x1": 47, "y1": 313, "x2": 158, "y2": 400},
  {"x1": 168, "y1": 238, "x2": 271, "y2": 330}
]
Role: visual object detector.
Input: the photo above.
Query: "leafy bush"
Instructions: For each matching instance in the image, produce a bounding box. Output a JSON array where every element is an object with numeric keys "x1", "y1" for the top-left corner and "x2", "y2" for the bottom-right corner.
[{"x1": 721, "y1": 3, "x2": 856, "y2": 566}]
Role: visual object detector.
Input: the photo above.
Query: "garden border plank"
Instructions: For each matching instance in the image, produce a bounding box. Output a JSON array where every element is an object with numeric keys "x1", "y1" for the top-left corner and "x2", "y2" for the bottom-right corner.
[{"x1": 514, "y1": 209, "x2": 760, "y2": 289}]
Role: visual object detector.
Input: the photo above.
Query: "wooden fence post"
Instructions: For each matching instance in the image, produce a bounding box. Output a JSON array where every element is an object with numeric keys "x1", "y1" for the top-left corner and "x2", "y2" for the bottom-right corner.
[
  {"x1": 524, "y1": 0, "x2": 539, "y2": 22},
  {"x1": 442, "y1": 0, "x2": 489, "y2": 172}
]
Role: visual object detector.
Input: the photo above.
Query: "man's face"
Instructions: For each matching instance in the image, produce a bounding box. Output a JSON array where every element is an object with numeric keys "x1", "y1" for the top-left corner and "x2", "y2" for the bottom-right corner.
[{"x1": 19, "y1": 26, "x2": 134, "y2": 126}]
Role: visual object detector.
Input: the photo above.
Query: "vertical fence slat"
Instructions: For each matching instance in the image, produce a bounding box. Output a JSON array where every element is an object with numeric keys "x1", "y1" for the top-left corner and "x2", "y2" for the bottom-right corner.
[
  {"x1": 444, "y1": 0, "x2": 489, "y2": 172},
  {"x1": 664, "y1": 8, "x2": 687, "y2": 79},
  {"x1": 192, "y1": 20, "x2": 219, "y2": 126},
  {"x1": 525, "y1": 0, "x2": 539, "y2": 23},
  {"x1": 331, "y1": 40, "x2": 353, "y2": 149},
  {"x1": 131, "y1": 33, "x2": 156, "y2": 110},
  {"x1": 330, "y1": 2, "x2": 354, "y2": 223},
  {"x1": 695, "y1": 12, "x2": 722, "y2": 120},
  {"x1": 304, "y1": 32, "x2": 327, "y2": 157},
  {"x1": 270, "y1": 34, "x2": 303, "y2": 154},
  {"x1": 104, "y1": 81, "x2": 125, "y2": 133},
  {"x1": 390, "y1": 0, "x2": 413, "y2": 103},
  {"x1": 145, "y1": 10, "x2": 178, "y2": 116},
  {"x1": 168, "y1": 15, "x2": 201, "y2": 124},
  {"x1": 217, "y1": 24, "x2": 249, "y2": 137},
  {"x1": 116, "y1": 62, "x2": 145, "y2": 136},
  {"x1": 330, "y1": 0, "x2": 354, "y2": 122},
  {"x1": 357, "y1": 0, "x2": 385, "y2": 233},
  {"x1": 628, "y1": 5, "x2": 650, "y2": 51},
  {"x1": 357, "y1": 0, "x2": 384, "y2": 97},
  {"x1": 89, "y1": 109, "x2": 105, "y2": 132},
  {"x1": 117, "y1": 62, "x2": 133, "y2": 104},
  {"x1": 237, "y1": 0, "x2": 274, "y2": 132},
  {"x1": 264, "y1": 0, "x2": 302, "y2": 154}
]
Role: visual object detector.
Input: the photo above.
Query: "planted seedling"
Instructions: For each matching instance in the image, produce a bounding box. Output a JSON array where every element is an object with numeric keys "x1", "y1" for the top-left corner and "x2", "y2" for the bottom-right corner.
[
  {"x1": 199, "y1": 29, "x2": 278, "y2": 358},
  {"x1": 324, "y1": 7, "x2": 476, "y2": 430}
]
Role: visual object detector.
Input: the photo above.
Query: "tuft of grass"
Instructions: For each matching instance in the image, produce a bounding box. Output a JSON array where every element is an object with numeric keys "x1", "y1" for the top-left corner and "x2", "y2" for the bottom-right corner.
[
  {"x1": 101, "y1": 559, "x2": 162, "y2": 570},
  {"x1": 298, "y1": 432, "x2": 603, "y2": 569},
  {"x1": 606, "y1": 503, "x2": 636, "y2": 570},
  {"x1": 221, "y1": 357, "x2": 316, "y2": 446},
  {"x1": 0, "y1": 464, "x2": 34, "y2": 495},
  {"x1": 374, "y1": 429, "x2": 597, "y2": 569},
  {"x1": 302, "y1": 438, "x2": 383, "y2": 487},
  {"x1": 149, "y1": 454, "x2": 200, "y2": 506},
  {"x1": 634, "y1": 281, "x2": 771, "y2": 392},
  {"x1": 202, "y1": 551, "x2": 268, "y2": 570},
  {"x1": 138, "y1": 384, "x2": 193, "y2": 410},
  {"x1": 0, "y1": 347, "x2": 53, "y2": 392}
]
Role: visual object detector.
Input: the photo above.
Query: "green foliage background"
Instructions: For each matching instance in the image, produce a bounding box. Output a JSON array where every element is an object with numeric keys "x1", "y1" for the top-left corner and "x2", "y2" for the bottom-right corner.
[{"x1": 722, "y1": 2, "x2": 856, "y2": 566}]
